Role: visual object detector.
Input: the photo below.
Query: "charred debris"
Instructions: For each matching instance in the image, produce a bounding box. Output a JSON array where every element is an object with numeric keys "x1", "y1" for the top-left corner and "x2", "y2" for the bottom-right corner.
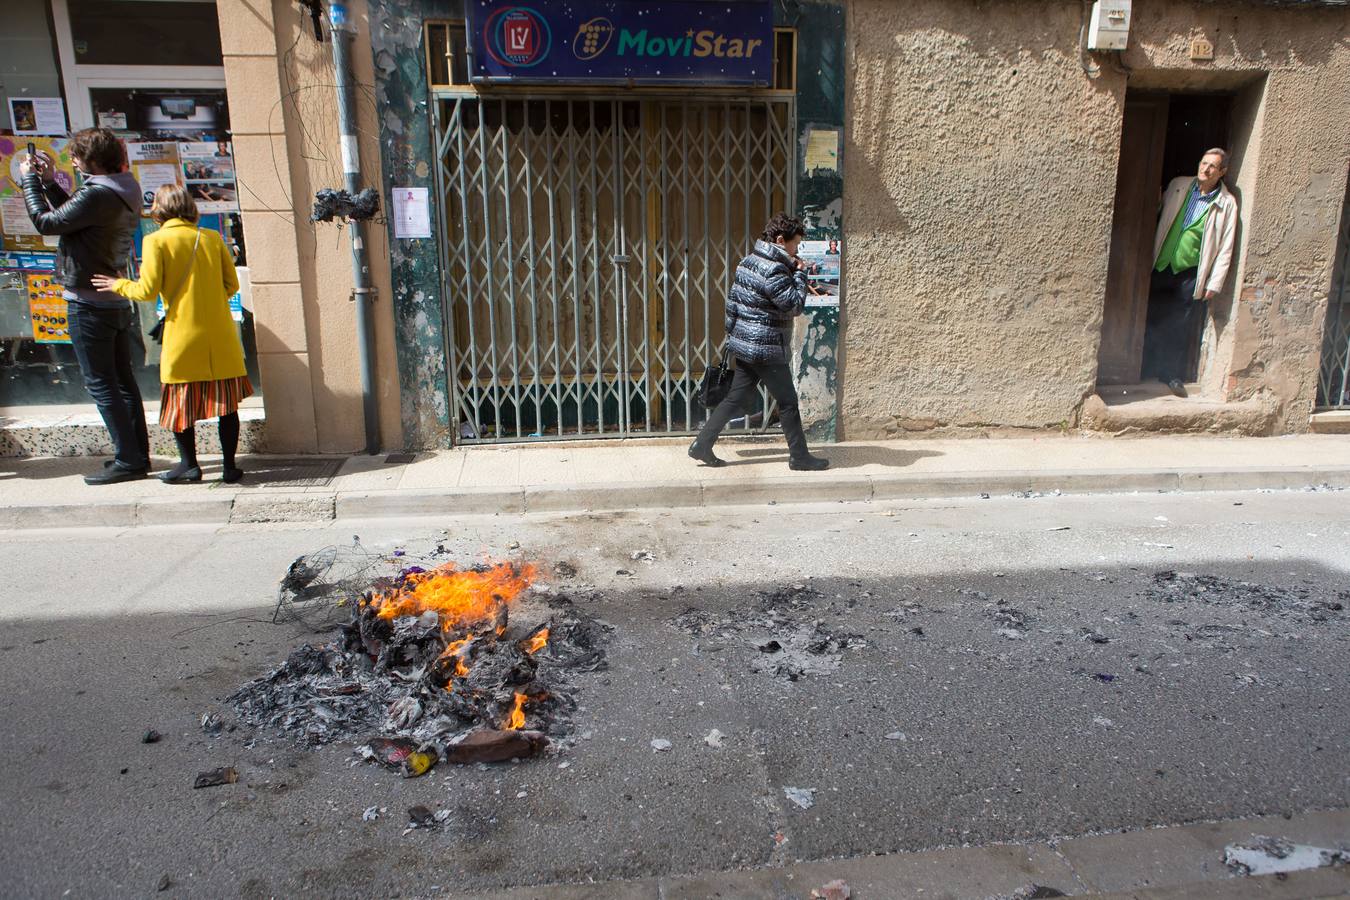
[{"x1": 229, "y1": 547, "x2": 609, "y2": 778}]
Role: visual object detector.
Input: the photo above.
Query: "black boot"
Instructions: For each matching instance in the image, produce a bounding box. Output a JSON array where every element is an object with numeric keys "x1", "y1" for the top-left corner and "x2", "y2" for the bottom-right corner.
[
  {"x1": 219, "y1": 413, "x2": 244, "y2": 483},
  {"x1": 788, "y1": 454, "x2": 829, "y2": 471},
  {"x1": 160, "y1": 428, "x2": 202, "y2": 484},
  {"x1": 688, "y1": 441, "x2": 726, "y2": 468}
]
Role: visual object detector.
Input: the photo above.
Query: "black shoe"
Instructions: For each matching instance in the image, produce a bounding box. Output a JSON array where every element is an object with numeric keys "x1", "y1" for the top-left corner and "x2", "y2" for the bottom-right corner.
[
  {"x1": 158, "y1": 466, "x2": 203, "y2": 484},
  {"x1": 221, "y1": 467, "x2": 245, "y2": 484},
  {"x1": 104, "y1": 459, "x2": 152, "y2": 472},
  {"x1": 84, "y1": 465, "x2": 148, "y2": 485},
  {"x1": 1166, "y1": 378, "x2": 1187, "y2": 398},
  {"x1": 789, "y1": 454, "x2": 830, "y2": 471},
  {"x1": 688, "y1": 442, "x2": 726, "y2": 468}
]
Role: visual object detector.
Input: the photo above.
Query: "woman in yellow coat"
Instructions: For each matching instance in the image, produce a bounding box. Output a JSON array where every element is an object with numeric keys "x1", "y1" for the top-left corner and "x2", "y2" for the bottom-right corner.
[{"x1": 92, "y1": 185, "x2": 252, "y2": 483}]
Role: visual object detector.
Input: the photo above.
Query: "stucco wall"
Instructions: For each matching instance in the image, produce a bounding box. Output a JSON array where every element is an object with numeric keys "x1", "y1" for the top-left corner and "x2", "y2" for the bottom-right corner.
[
  {"x1": 842, "y1": 0, "x2": 1350, "y2": 437},
  {"x1": 218, "y1": 0, "x2": 402, "y2": 453}
]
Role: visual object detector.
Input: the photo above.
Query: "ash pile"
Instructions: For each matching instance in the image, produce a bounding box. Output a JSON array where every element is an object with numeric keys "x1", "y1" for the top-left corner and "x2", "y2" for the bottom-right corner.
[
  {"x1": 1146, "y1": 571, "x2": 1348, "y2": 624},
  {"x1": 230, "y1": 557, "x2": 609, "y2": 775},
  {"x1": 672, "y1": 583, "x2": 865, "y2": 680}
]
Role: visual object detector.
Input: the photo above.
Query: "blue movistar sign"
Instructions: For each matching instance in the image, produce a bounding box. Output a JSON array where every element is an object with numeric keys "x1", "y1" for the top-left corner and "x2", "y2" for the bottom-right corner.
[{"x1": 467, "y1": 1, "x2": 773, "y2": 85}]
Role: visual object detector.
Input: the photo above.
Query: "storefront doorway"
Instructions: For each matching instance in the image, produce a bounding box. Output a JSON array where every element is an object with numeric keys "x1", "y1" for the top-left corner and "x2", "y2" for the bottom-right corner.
[
  {"x1": 432, "y1": 95, "x2": 795, "y2": 442},
  {"x1": 1097, "y1": 90, "x2": 1233, "y2": 388}
]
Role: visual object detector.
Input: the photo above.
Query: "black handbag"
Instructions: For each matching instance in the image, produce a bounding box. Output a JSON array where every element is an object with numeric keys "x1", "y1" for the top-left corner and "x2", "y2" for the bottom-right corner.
[{"x1": 699, "y1": 340, "x2": 735, "y2": 409}]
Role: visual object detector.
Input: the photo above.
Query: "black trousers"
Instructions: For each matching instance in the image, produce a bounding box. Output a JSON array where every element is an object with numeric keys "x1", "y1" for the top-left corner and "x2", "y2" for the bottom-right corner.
[
  {"x1": 66, "y1": 302, "x2": 150, "y2": 470},
  {"x1": 694, "y1": 357, "x2": 810, "y2": 460},
  {"x1": 1141, "y1": 268, "x2": 1202, "y2": 384}
]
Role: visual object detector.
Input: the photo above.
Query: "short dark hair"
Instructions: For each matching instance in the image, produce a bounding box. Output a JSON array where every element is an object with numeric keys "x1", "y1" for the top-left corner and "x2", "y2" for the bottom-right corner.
[
  {"x1": 68, "y1": 127, "x2": 126, "y2": 174},
  {"x1": 762, "y1": 212, "x2": 806, "y2": 243},
  {"x1": 150, "y1": 184, "x2": 200, "y2": 224}
]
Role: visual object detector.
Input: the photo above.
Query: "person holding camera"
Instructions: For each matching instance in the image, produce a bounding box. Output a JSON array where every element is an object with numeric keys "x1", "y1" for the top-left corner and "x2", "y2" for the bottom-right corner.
[
  {"x1": 689, "y1": 213, "x2": 829, "y2": 471},
  {"x1": 22, "y1": 128, "x2": 146, "y2": 485}
]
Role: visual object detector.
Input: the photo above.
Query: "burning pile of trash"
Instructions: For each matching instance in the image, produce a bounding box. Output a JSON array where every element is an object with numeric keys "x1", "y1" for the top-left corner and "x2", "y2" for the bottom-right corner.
[{"x1": 230, "y1": 557, "x2": 609, "y2": 775}]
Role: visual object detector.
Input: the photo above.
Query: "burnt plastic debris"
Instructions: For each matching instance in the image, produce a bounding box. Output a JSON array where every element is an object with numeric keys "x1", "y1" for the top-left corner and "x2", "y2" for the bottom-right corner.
[
  {"x1": 368, "y1": 737, "x2": 416, "y2": 768},
  {"x1": 193, "y1": 767, "x2": 238, "y2": 789},
  {"x1": 444, "y1": 729, "x2": 547, "y2": 764},
  {"x1": 311, "y1": 187, "x2": 380, "y2": 222}
]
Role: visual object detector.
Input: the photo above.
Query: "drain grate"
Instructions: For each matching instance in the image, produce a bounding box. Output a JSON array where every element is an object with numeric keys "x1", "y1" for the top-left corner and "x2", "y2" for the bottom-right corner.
[{"x1": 233, "y1": 457, "x2": 346, "y2": 488}]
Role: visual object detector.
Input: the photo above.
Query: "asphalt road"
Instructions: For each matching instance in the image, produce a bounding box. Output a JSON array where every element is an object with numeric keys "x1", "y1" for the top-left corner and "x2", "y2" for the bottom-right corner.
[{"x1": 1, "y1": 488, "x2": 1347, "y2": 898}]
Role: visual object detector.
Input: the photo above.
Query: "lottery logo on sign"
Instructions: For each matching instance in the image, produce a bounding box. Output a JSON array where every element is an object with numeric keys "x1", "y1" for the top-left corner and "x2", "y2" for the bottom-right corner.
[
  {"x1": 573, "y1": 17, "x2": 615, "y2": 60},
  {"x1": 484, "y1": 6, "x2": 550, "y2": 68}
]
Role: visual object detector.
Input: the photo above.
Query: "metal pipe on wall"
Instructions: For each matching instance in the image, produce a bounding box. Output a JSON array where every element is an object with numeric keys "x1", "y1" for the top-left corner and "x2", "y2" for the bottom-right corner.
[{"x1": 327, "y1": 0, "x2": 380, "y2": 454}]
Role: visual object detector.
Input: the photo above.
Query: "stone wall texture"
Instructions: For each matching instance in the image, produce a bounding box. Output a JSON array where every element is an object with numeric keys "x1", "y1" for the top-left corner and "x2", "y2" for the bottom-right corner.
[{"x1": 842, "y1": 0, "x2": 1350, "y2": 438}]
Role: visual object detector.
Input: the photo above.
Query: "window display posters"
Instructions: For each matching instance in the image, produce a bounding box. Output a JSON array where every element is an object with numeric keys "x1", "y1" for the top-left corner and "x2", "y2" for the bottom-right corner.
[
  {"x1": 178, "y1": 142, "x2": 238, "y2": 213},
  {"x1": 128, "y1": 142, "x2": 183, "y2": 212},
  {"x1": 0, "y1": 137, "x2": 75, "y2": 251},
  {"x1": 27, "y1": 272, "x2": 70, "y2": 343},
  {"x1": 798, "y1": 239, "x2": 841, "y2": 307},
  {"x1": 7, "y1": 97, "x2": 67, "y2": 135}
]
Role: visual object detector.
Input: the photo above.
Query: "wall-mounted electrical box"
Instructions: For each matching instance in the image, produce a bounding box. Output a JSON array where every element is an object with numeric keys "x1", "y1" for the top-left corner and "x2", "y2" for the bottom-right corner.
[{"x1": 1088, "y1": 0, "x2": 1132, "y2": 51}]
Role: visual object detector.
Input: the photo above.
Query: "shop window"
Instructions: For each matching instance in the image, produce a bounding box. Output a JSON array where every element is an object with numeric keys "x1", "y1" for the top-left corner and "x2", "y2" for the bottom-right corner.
[
  {"x1": 426, "y1": 21, "x2": 470, "y2": 90},
  {"x1": 67, "y1": 0, "x2": 223, "y2": 67}
]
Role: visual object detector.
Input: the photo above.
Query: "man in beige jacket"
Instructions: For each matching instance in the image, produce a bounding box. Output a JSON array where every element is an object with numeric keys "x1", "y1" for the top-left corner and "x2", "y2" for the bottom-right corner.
[{"x1": 1142, "y1": 148, "x2": 1239, "y2": 396}]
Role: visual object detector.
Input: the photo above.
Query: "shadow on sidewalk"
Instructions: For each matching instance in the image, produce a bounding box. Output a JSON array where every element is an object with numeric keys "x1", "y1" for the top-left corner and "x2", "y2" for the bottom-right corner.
[{"x1": 732, "y1": 445, "x2": 943, "y2": 469}]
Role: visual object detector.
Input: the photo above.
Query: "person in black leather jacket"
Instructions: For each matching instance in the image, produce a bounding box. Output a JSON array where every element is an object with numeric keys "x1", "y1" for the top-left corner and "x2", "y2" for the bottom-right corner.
[{"x1": 22, "y1": 128, "x2": 147, "y2": 484}]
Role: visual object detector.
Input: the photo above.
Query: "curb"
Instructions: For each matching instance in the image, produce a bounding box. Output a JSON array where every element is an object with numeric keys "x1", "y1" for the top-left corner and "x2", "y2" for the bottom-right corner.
[{"x1": 3, "y1": 465, "x2": 1349, "y2": 530}]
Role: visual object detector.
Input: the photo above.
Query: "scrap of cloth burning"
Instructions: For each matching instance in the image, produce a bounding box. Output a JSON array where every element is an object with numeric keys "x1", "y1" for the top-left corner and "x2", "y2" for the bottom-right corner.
[{"x1": 229, "y1": 559, "x2": 609, "y2": 773}]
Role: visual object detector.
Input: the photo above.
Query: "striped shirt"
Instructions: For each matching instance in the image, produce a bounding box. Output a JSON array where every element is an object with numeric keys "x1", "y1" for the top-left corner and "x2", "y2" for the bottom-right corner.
[{"x1": 1182, "y1": 181, "x2": 1222, "y2": 228}]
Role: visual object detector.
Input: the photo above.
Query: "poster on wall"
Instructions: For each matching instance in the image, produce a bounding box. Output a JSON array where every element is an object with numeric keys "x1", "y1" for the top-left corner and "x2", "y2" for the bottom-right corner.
[
  {"x1": 27, "y1": 272, "x2": 70, "y2": 343},
  {"x1": 0, "y1": 137, "x2": 75, "y2": 251},
  {"x1": 178, "y1": 142, "x2": 238, "y2": 213},
  {"x1": 393, "y1": 187, "x2": 432, "y2": 239},
  {"x1": 798, "y1": 239, "x2": 841, "y2": 307},
  {"x1": 127, "y1": 142, "x2": 183, "y2": 212},
  {"x1": 7, "y1": 97, "x2": 67, "y2": 136}
]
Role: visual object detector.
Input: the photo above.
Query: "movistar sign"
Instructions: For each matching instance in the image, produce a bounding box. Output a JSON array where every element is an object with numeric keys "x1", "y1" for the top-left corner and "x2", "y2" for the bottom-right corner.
[{"x1": 467, "y1": 0, "x2": 773, "y2": 85}]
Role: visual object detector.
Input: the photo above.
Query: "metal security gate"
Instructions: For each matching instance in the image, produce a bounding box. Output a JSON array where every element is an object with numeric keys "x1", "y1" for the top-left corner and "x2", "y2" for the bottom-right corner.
[
  {"x1": 432, "y1": 95, "x2": 795, "y2": 442},
  {"x1": 1317, "y1": 175, "x2": 1350, "y2": 409}
]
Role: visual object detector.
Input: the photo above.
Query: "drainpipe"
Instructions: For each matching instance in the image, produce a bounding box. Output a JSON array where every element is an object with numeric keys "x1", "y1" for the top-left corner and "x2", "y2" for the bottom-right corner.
[{"x1": 327, "y1": 1, "x2": 380, "y2": 454}]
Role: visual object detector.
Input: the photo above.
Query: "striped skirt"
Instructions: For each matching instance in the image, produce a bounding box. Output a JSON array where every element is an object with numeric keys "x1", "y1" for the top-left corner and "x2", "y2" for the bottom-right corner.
[{"x1": 159, "y1": 376, "x2": 254, "y2": 432}]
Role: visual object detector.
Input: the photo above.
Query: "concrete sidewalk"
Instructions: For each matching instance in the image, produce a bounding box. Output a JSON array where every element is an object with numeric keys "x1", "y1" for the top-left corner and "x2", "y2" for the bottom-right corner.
[{"x1": 1, "y1": 433, "x2": 1348, "y2": 529}]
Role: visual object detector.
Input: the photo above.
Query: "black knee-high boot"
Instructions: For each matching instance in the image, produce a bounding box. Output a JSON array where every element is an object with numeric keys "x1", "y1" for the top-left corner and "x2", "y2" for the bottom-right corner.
[
  {"x1": 219, "y1": 413, "x2": 243, "y2": 483},
  {"x1": 161, "y1": 428, "x2": 201, "y2": 483}
]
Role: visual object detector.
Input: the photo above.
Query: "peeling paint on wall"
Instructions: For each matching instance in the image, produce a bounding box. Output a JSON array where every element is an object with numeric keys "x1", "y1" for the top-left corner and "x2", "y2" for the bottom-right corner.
[
  {"x1": 368, "y1": 0, "x2": 456, "y2": 448},
  {"x1": 787, "y1": 0, "x2": 846, "y2": 442}
]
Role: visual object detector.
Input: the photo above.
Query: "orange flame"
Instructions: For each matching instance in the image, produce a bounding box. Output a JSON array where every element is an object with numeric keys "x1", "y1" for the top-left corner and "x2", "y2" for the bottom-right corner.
[
  {"x1": 368, "y1": 562, "x2": 537, "y2": 630},
  {"x1": 505, "y1": 692, "x2": 527, "y2": 730},
  {"x1": 522, "y1": 627, "x2": 550, "y2": 655}
]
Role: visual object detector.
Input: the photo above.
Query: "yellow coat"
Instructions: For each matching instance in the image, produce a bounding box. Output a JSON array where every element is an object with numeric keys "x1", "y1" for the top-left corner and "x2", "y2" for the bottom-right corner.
[{"x1": 112, "y1": 219, "x2": 247, "y2": 384}]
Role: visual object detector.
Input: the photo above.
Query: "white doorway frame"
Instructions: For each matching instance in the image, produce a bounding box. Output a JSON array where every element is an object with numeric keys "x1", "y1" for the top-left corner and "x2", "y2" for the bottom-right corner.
[{"x1": 48, "y1": 0, "x2": 226, "y2": 129}]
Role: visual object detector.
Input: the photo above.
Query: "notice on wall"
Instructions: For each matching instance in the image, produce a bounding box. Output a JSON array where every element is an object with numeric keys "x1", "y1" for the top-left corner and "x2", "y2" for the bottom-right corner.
[
  {"x1": 27, "y1": 272, "x2": 70, "y2": 343},
  {"x1": 803, "y1": 127, "x2": 840, "y2": 174},
  {"x1": 393, "y1": 187, "x2": 432, "y2": 239},
  {"x1": 126, "y1": 142, "x2": 184, "y2": 212},
  {"x1": 8, "y1": 97, "x2": 67, "y2": 136},
  {"x1": 178, "y1": 142, "x2": 238, "y2": 214},
  {"x1": 0, "y1": 137, "x2": 75, "y2": 251},
  {"x1": 798, "y1": 239, "x2": 841, "y2": 307}
]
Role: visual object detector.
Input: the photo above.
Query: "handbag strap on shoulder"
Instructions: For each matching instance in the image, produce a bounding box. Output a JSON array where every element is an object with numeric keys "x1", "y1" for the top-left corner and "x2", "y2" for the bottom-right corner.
[{"x1": 161, "y1": 228, "x2": 202, "y2": 313}]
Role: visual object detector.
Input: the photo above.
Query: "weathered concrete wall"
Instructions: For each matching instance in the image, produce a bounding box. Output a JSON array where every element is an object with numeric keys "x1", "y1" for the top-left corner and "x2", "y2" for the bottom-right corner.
[
  {"x1": 842, "y1": 0, "x2": 1350, "y2": 438},
  {"x1": 218, "y1": 0, "x2": 402, "y2": 453},
  {"x1": 844, "y1": 0, "x2": 1122, "y2": 436}
]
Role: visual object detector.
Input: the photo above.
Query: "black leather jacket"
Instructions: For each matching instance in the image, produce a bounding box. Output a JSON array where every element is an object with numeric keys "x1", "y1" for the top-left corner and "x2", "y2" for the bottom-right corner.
[{"x1": 22, "y1": 172, "x2": 139, "y2": 291}]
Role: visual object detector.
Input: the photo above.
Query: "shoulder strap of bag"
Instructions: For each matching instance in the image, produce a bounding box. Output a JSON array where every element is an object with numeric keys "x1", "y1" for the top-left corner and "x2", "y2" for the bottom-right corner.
[{"x1": 161, "y1": 228, "x2": 202, "y2": 313}]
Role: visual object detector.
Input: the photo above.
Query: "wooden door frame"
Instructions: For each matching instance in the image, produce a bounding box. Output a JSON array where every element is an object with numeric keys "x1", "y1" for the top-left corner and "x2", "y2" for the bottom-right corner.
[{"x1": 1097, "y1": 93, "x2": 1169, "y2": 385}]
